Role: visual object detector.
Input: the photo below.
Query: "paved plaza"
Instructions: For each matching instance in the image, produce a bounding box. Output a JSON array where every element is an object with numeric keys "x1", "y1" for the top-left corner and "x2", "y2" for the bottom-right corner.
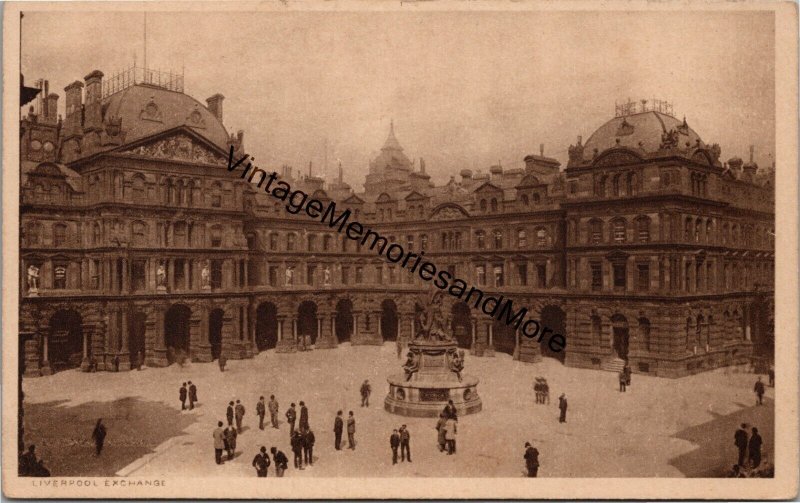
[{"x1": 23, "y1": 344, "x2": 773, "y2": 478}]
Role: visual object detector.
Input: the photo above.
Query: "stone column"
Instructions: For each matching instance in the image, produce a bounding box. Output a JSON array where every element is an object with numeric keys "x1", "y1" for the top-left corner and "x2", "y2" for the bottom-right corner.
[
  {"x1": 40, "y1": 334, "x2": 52, "y2": 376},
  {"x1": 275, "y1": 315, "x2": 297, "y2": 353},
  {"x1": 184, "y1": 260, "x2": 190, "y2": 290},
  {"x1": 485, "y1": 322, "x2": 495, "y2": 357},
  {"x1": 315, "y1": 309, "x2": 337, "y2": 349},
  {"x1": 152, "y1": 307, "x2": 168, "y2": 366}
]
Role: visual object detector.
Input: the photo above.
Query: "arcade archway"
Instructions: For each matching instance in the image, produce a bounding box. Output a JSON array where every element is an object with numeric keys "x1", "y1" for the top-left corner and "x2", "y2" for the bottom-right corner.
[
  {"x1": 611, "y1": 313, "x2": 629, "y2": 361},
  {"x1": 541, "y1": 305, "x2": 567, "y2": 363},
  {"x1": 381, "y1": 299, "x2": 398, "y2": 341},
  {"x1": 164, "y1": 304, "x2": 191, "y2": 364},
  {"x1": 209, "y1": 308, "x2": 224, "y2": 360},
  {"x1": 335, "y1": 299, "x2": 354, "y2": 343},
  {"x1": 48, "y1": 310, "x2": 83, "y2": 371},
  {"x1": 493, "y1": 318, "x2": 517, "y2": 356},
  {"x1": 255, "y1": 302, "x2": 278, "y2": 351},
  {"x1": 298, "y1": 301, "x2": 318, "y2": 344},
  {"x1": 451, "y1": 302, "x2": 472, "y2": 349}
]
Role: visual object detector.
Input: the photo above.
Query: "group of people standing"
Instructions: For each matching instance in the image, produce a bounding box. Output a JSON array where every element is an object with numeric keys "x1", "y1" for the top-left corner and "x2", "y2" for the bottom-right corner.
[
  {"x1": 435, "y1": 400, "x2": 459, "y2": 455},
  {"x1": 732, "y1": 423, "x2": 768, "y2": 476},
  {"x1": 333, "y1": 410, "x2": 357, "y2": 450},
  {"x1": 178, "y1": 382, "x2": 198, "y2": 410},
  {"x1": 389, "y1": 425, "x2": 411, "y2": 464}
]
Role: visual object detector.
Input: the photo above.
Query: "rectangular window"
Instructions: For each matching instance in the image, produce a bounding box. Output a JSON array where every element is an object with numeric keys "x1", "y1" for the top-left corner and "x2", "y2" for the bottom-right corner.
[
  {"x1": 131, "y1": 260, "x2": 146, "y2": 291},
  {"x1": 517, "y1": 263, "x2": 528, "y2": 286},
  {"x1": 355, "y1": 267, "x2": 363, "y2": 284},
  {"x1": 212, "y1": 195, "x2": 221, "y2": 207},
  {"x1": 53, "y1": 225, "x2": 67, "y2": 247},
  {"x1": 341, "y1": 266, "x2": 350, "y2": 285},
  {"x1": 307, "y1": 265, "x2": 316, "y2": 286},
  {"x1": 53, "y1": 263, "x2": 67, "y2": 289},
  {"x1": 537, "y1": 264, "x2": 547, "y2": 288},
  {"x1": 613, "y1": 263, "x2": 626, "y2": 289},
  {"x1": 637, "y1": 263, "x2": 650, "y2": 291},
  {"x1": 211, "y1": 260, "x2": 223, "y2": 289},
  {"x1": 174, "y1": 259, "x2": 186, "y2": 289},
  {"x1": 590, "y1": 262, "x2": 602, "y2": 291},
  {"x1": 269, "y1": 266, "x2": 278, "y2": 286},
  {"x1": 375, "y1": 266, "x2": 383, "y2": 284},
  {"x1": 92, "y1": 259, "x2": 101, "y2": 289},
  {"x1": 407, "y1": 235, "x2": 414, "y2": 250},
  {"x1": 494, "y1": 265, "x2": 504, "y2": 287},
  {"x1": 476, "y1": 266, "x2": 486, "y2": 286}
]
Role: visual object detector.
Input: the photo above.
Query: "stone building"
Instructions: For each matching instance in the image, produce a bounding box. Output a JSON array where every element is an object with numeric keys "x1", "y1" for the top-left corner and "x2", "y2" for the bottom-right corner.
[{"x1": 19, "y1": 71, "x2": 774, "y2": 378}]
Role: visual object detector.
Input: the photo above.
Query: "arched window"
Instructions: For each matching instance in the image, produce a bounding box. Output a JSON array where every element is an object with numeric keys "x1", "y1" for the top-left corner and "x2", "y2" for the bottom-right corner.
[
  {"x1": 612, "y1": 174, "x2": 621, "y2": 196},
  {"x1": 479, "y1": 199, "x2": 487, "y2": 212},
  {"x1": 590, "y1": 219, "x2": 603, "y2": 244},
  {"x1": 636, "y1": 216, "x2": 650, "y2": 242},
  {"x1": 521, "y1": 194, "x2": 529, "y2": 206},
  {"x1": 490, "y1": 198, "x2": 498, "y2": 212},
  {"x1": 92, "y1": 222, "x2": 101, "y2": 245},
  {"x1": 532, "y1": 193, "x2": 540, "y2": 204},
  {"x1": 612, "y1": 218, "x2": 626, "y2": 243},
  {"x1": 210, "y1": 225, "x2": 223, "y2": 248},
  {"x1": 475, "y1": 231, "x2": 485, "y2": 249},
  {"x1": 626, "y1": 172, "x2": 637, "y2": 195},
  {"x1": 287, "y1": 233, "x2": 296, "y2": 251},
  {"x1": 517, "y1": 229, "x2": 527, "y2": 248},
  {"x1": 307, "y1": 234, "x2": 317, "y2": 252},
  {"x1": 132, "y1": 174, "x2": 146, "y2": 202},
  {"x1": 597, "y1": 175, "x2": 608, "y2": 197}
]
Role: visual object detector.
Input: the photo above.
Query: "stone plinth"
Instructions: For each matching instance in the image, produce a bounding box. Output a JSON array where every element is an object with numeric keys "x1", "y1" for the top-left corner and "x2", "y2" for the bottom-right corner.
[{"x1": 385, "y1": 339, "x2": 481, "y2": 418}]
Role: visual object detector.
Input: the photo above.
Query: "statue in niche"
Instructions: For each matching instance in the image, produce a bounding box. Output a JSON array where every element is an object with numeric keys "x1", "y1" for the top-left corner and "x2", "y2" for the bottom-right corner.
[
  {"x1": 285, "y1": 266, "x2": 294, "y2": 286},
  {"x1": 323, "y1": 266, "x2": 331, "y2": 285},
  {"x1": 201, "y1": 260, "x2": 211, "y2": 288},
  {"x1": 156, "y1": 262, "x2": 167, "y2": 287},
  {"x1": 27, "y1": 264, "x2": 39, "y2": 290}
]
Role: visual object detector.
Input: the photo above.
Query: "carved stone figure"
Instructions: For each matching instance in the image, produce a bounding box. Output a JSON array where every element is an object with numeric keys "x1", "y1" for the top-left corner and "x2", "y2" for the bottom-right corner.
[
  {"x1": 323, "y1": 266, "x2": 331, "y2": 285},
  {"x1": 660, "y1": 129, "x2": 679, "y2": 150},
  {"x1": 285, "y1": 266, "x2": 294, "y2": 285},
  {"x1": 156, "y1": 262, "x2": 167, "y2": 287},
  {"x1": 201, "y1": 261, "x2": 211, "y2": 287},
  {"x1": 27, "y1": 265, "x2": 39, "y2": 289},
  {"x1": 403, "y1": 351, "x2": 420, "y2": 381},
  {"x1": 447, "y1": 348, "x2": 465, "y2": 381}
]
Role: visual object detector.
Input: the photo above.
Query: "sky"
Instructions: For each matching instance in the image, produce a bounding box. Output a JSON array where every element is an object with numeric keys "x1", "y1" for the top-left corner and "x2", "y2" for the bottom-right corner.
[{"x1": 21, "y1": 8, "x2": 775, "y2": 188}]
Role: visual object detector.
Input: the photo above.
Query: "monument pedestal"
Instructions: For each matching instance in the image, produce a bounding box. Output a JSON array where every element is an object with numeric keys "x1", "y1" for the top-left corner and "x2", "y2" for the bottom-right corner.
[{"x1": 385, "y1": 340, "x2": 481, "y2": 418}]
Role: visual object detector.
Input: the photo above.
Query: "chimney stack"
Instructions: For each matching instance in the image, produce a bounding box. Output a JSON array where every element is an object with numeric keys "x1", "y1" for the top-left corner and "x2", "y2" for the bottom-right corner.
[
  {"x1": 83, "y1": 70, "x2": 104, "y2": 132},
  {"x1": 206, "y1": 94, "x2": 224, "y2": 121},
  {"x1": 45, "y1": 93, "x2": 59, "y2": 123},
  {"x1": 63, "y1": 80, "x2": 84, "y2": 137}
]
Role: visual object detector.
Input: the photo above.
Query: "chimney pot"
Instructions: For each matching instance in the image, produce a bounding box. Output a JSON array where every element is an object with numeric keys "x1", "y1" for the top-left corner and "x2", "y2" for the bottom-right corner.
[{"x1": 206, "y1": 93, "x2": 225, "y2": 121}]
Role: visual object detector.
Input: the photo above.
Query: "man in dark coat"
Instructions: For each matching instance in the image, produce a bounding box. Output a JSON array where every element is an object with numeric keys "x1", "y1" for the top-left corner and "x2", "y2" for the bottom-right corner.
[
  {"x1": 213, "y1": 421, "x2": 225, "y2": 465},
  {"x1": 286, "y1": 403, "x2": 297, "y2": 436},
  {"x1": 271, "y1": 447, "x2": 288, "y2": 477},
  {"x1": 347, "y1": 411, "x2": 356, "y2": 450},
  {"x1": 188, "y1": 381, "x2": 197, "y2": 409},
  {"x1": 226, "y1": 401, "x2": 235, "y2": 427},
  {"x1": 360, "y1": 380, "x2": 372, "y2": 407},
  {"x1": 400, "y1": 424, "x2": 411, "y2": 462},
  {"x1": 333, "y1": 410, "x2": 344, "y2": 450},
  {"x1": 558, "y1": 393, "x2": 568, "y2": 423},
  {"x1": 734, "y1": 423, "x2": 749, "y2": 467},
  {"x1": 390, "y1": 429, "x2": 401, "y2": 464},
  {"x1": 303, "y1": 429, "x2": 315, "y2": 466},
  {"x1": 252, "y1": 446, "x2": 270, "y2": 477},
  {"x1": 748, "y1": 427, "x2": 763, "y2": 468},
  {"x1": 223, "y1": 425, "x2": 237, "y2": 460},
  {"x1": 92, "y1": 418, "x2": 107, "y2": 456},
  {"x1": 20, "y1": 445, "x2": 49, "y2": 477},
  {"x1": 179, "y1": 383, "x2": 188, "y2": 410},
  {"x1": 443, "y1": 399, "x2": 458, "y2": 420},
  {"x1": 754, "y1": 377, "x2": 766, "y2": 405},
  {"x1": 235, "y1": 400, "x2": 246, "y2": 432},
  {"x1": 524, "y1": 442, "x2": 540, "y2": 477},
  {"x1": 256, "y1": 396, "x2": 267, "y2": 430},
  {"x1": 618, "y1": 371, "x2": 627, "y2": 392},
  {"x1": 436, "y1": 413, "x2": 447, "y2": 452},
  {"x1": 268, "y1": 395, "x2": 279, "y2": 429},
  {"x1": 291, "y1": 430, "x2": 304, "y2": 470},
  {"x1": 299, "y1": 401, "x2": 309, "y2": 432}
]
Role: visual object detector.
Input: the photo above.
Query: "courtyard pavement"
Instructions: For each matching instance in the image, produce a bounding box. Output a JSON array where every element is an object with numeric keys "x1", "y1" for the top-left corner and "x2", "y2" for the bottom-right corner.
[{"x1": 22, "y1": 343, "x2": 774, "y2": 478}]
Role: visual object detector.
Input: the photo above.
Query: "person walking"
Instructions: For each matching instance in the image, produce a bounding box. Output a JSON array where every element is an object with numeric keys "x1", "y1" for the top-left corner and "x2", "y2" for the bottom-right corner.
[
  {"x1": 534, "y1": 378, "x2": 542, "y2": 404},
  {"x1": 299, "y1": 401, "x2": 309, "y2": 432},
  {"x1": 226, "y1": 401, "x2": 235, "y2": 427},
  {"x1": 734, "y1": 423, "x2": 749, "y2": 467},
  {"x1": 390, "y1": 429, "x2": 401, "y2": 464},
  {"x1": 436, "y1": 413, "x2": 447, "y2": 452},
  {"x1": 542, "y1": 379, "x2": 550, "y2": 404},
  {"x1": 252, "y1": 446, "x2": 270, "y2": 477},
  {"x1": 256, "y1": 396, "x2": 267, "y2": 430},
  {"x1": 303, "y1": 429, "x2": 315, "y2": 466},
  {"x1": 347, "y1": 411, "x2": 356, "y2": 450},
  {"x1": 524, "y1": 442, "x2": 540, "y2": 477},
  {"x1": 271, "y1": 447, "x2": 288, "y2": 477},
  {"x1": 558, "y1": 393, "x2": 568, "y2": 423},
  {"x1": 444, "y1": 417, "x2": 457, "y2": 455},
  {"x1": 334, "y1": 410, "x2": 344, "y2": 450},
  {"x1": 91, "y1": 418, "x2": 106, "y2": 456},
  {"x1": 188, "y1": 381, "x2": 197, "y2": 410},
  {"x1": 361, "y1": 380, "x2": 372, "y2": 407},
  {"x1": 748, "y1": 427, "x2": 763, "y2": 468},
  {"x1": 286, "y1": 403, "x2": 297, "y2": 437},
  {"x1": 291, "y1": 430, "x2": 304, "y2": 470},
  {"x1": 400, "y1": 424, "x2": 411, "y2": 462},
  {"x1": 754, "y1": 376, "x2": 766, "y2": 405},
  {"x1": 268, "y1": 395, "x2": 279, "y2": 429},
  {"x1": 618, "y1": 371, "x2": 627, "y2": 392},
  {"x1": 179, "y1": 383, "x2": 188, "y2": 410},
  {"x1": 235, "y1": 400, "x2": 246, "y2": 432},
  {"x1": 213, "y1": 421, "x2": 225, "y2": 465},
  {"x1": 223, "y1": 424, "x2": 237, "y2": 460},
  {"x1": 218, "y1": 353, "x2": 227, "y2": 372}
]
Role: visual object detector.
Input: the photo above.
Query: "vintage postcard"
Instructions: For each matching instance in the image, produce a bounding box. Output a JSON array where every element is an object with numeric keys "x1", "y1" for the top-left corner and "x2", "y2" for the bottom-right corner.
[{"x1": 3, "y1": 0, "x2": 798, "y2": 499}]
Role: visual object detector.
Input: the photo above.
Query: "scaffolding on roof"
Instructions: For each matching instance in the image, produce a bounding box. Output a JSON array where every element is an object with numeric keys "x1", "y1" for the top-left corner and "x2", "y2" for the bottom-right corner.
[{"x1": 102, "y1": 65, "x2": 184, "y2": 99}]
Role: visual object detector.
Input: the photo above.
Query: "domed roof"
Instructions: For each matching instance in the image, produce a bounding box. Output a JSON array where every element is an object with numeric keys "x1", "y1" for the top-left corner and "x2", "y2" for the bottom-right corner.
[
  {"x1": 103, "y1": 84, "x2": 229, "y2": 149},
  {"x1": 583, "y1": 111, "x2": 703, "y2": 156}
]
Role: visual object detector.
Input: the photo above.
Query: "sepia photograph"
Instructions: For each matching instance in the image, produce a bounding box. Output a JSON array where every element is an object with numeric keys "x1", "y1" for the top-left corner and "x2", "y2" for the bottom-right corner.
[{"x1": 3, "y1": 1, "x2": 798, "y2": 499}]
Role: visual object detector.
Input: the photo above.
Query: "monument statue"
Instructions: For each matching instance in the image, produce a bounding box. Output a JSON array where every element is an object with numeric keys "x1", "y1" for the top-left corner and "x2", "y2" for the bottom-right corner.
[
  {"x1": 201, "y1": 260, "x2": 211, "y2": 288},
  {"x1": 323, "y1": 266, "x2": 331, "y2": 285},
  {"x1": 27, "y1": 265, "x2": 39, "y2": 290},
  {"x1": 385, "y1": 288, "x2": 481, "y2": 417},
  {"x1": 156, "y1": 262, "x2": 167, "y2": 287}
]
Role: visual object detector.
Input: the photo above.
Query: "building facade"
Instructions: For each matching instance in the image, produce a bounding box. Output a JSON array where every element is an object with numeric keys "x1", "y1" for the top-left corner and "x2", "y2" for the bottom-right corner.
[{"x1": 19, "y1": 69, "x2": 774, "y2": 378}]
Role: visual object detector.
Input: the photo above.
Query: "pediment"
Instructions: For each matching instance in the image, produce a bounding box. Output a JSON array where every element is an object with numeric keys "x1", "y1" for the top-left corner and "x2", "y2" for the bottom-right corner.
[
  {"x1": 376, "y1": 192, "x2": 395, "y2": 203},
  {"x1": 344, "y1": 194, "x2": 365, "y2": 204},
  {"x1": 592, "y1": 149, "x2": 643, "y2": 167},
  {"x1": 404, "y1": 191, "x2": 428, "y2": 201},
  {"x1": 516, "y1": 174, "x2": 541, "y2": 188},
  {"x1": 119, "y1": 131, "x2": 226, "y2": 165},
  {"x1": 472, "y1": 181, "x2": 503, "y2": 194},
  {"x1": 429, "y1": 203, "x2": 470, "y2": 221}
]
